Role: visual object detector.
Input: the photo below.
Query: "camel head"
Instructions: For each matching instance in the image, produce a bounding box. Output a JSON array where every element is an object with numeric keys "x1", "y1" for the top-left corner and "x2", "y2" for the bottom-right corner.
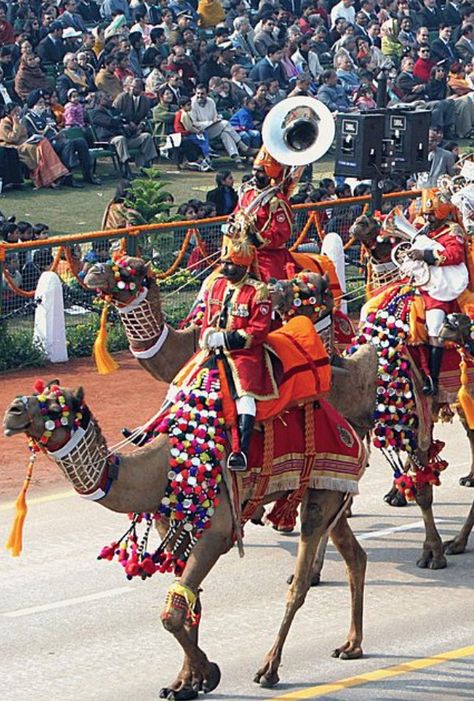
[
  {"x1": 272, "y1": 272, "x2": 334, "y2": 322},
  {"x1": 4, "y1": 381, "x2": 86, "y2": 451},
  {"x1": 350, "y1": 214, "x2": 392, "y2": 263},
  {"x1": 83, "y1": 255, "x2": 151, "y2": 304},
  {"x1": 439, "y1": 313, "x2": 473, "y2": 346}
]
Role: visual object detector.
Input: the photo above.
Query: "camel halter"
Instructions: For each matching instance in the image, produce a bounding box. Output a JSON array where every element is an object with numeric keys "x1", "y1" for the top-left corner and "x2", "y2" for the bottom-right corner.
[
  {"x1": 116, "y1": 286, "x2": 164, "y2": 345},
  {"x1": 46, "y1": 417, "x2": 119, "y2": 501}
]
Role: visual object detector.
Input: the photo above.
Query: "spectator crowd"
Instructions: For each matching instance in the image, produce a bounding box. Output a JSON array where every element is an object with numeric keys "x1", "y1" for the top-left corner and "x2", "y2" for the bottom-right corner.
[{"x1": 0, "y1": 0, "x2": 470, "y2": 188}]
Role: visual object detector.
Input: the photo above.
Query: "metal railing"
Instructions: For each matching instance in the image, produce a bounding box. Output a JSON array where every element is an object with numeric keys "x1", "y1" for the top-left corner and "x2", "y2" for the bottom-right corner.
[{"x1": 0, "y1": 190, "x2": 420, "y2": 331}]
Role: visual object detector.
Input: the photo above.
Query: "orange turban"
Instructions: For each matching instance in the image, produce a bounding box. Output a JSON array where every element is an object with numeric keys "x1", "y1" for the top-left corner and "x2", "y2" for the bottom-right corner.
[
  {"x1": 253, "y1": 146, "x2": 284, "y2": 183},
  {"x1": 421, "y1": 189, "x2": 456, "y2": 220},
  {"x1": 221, "y1": 234, "x2": 256, "y2": 268}
]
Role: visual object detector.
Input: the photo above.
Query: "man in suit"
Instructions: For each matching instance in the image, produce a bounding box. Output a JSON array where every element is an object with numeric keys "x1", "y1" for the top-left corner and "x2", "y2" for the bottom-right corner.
[
  {"x1": 230, "y1": 16, "x2": 259, "y2": 67},
  {"x1": 230, "y1": 64, "x2": 255, "y2": 103},
  {"x1": 443, "y1": 0, "x2": 461, "y2": 28},
  {"x1": 455, "y1": 25, "x2": 474, "y2": 64},
  {"x1": 249, "y1": 44, "x2": 287, "y2": 89},
  {"x1": 90, "y1": 91, "x2": 157, "y2": 178},
  {"x1": 113, "y1": 77, "x2": 153, "y2": 125},
  {"x1": 253, "y1": 17, "x2": 277, "y2": 58},
  {"x1": 37, "y1": 21, "x2": 67, "y2": 65},
  {"x1": 354, "y1": 12, "x2": 370, "y2": 38},
  {"x1": 416, "y1": 0, "x2": 443, "y2": 31},
  {"x1": 60, "y1": 0, "x2": 87, "y2": 33},
  {"x1": 430, "y1": 24, "x2": 459, "y2": 63}
]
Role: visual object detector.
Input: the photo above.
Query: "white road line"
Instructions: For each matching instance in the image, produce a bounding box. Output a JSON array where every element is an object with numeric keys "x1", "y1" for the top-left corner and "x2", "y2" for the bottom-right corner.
[
  {"x1": 357, "y1": 519, "x2": 445, "y2": 541},
  {"x1": 2, "y1": 586, "x2": 133, "y2": 618}
]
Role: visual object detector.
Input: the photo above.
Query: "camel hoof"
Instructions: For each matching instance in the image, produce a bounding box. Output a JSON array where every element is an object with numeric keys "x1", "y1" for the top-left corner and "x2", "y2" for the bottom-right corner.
[
  {"x1": 416, "y1": 556, "x2": 430, "y2": 569},
  {"x1": 159, "y1": 689, "x2": 198, "y2": 701},
  {"x1": 387, "y1": 492, "x2": 407, "y2": 507},
  {"x1": 332, "y1": 646, "x2": 363, "y2": 660},
  {"x1": 428, "y1": 556, "x2": 447, "y2": 570},
  {"x1": 287, "y1": 574, "x2": 294, "y2": 585},
  {"x1": 310, "y1": 573, "x2": 321, "y2": 587},
  {"x1": 201, "y1": 662, "x2": 221, "y2": 694},
  {"x1": 255, "y1": 673, "x2": 280, "y2": 688},
  {"x1": 459, "y1": 475, "x2": 474, "y2": 487},
  {"x1": 444, "y1": 539, "x2": 467, "y2": 555}
]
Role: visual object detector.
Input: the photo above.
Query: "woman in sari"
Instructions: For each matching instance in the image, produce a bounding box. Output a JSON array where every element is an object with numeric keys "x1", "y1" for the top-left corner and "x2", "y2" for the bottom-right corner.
[
  {"x1": 0, "y1": 101, "x2": 68, "y2": 189},
  {"x1": 14, "y1": 54, "x2": 50, "y2": 102}
]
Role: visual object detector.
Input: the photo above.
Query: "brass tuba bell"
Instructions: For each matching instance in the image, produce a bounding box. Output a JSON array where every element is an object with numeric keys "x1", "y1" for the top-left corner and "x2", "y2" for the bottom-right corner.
[{"x1": 262, "y1": 96, "x2": 335, "y2": 166}]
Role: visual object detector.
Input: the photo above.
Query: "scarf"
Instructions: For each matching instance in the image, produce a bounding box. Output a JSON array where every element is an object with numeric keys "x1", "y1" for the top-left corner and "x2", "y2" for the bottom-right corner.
[{"x1": 64, "y1": 67, "x2": 89, "y2": 90}]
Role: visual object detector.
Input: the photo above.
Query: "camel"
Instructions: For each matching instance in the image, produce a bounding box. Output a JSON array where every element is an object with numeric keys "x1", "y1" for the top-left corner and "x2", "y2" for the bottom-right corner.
[
  {"x1": 351, "y1": 214, "x2": 474, "y2": 489},
  {"x1": 84, "y1": 256, "x2": 456, "y2": 571},
  {"x1": 4, "y1": 384, "x2": 366, "y2": 698}
]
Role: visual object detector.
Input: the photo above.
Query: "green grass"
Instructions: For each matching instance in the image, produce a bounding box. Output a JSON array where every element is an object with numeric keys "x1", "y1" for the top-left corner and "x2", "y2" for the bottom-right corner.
[{"x1": 0, "y1": 154, "x2": 336, "y2": 236}]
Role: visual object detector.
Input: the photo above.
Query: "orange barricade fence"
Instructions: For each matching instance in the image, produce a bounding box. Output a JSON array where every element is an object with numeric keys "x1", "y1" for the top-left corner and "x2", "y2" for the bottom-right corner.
[{"x1": 0, "y1": 190, "x2": 420, "y2": 332}]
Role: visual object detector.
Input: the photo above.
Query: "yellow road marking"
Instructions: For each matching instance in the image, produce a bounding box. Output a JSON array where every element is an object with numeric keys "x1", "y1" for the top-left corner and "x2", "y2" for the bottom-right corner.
[
  {"x1": 0, "y1": 490, "x2": 74, "y2": 512},
  {"x1": 272, "y1": 644, "x2": 474, "y2": 699}
]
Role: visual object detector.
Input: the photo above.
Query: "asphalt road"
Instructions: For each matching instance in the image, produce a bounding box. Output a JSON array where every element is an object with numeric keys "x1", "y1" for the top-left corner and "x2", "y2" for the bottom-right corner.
[{"x1": 1, "y1": 418, "x2": 474, "y2": 701}]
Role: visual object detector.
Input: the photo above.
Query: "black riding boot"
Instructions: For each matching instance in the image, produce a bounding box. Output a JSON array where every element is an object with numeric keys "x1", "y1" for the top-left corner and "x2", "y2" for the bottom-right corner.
[
  {"x1": 227, "y1": 414, "x2": 255, "y2": 471},
  {"x1": 422, "y1": 346, "x2": 444, "y2": 396}
]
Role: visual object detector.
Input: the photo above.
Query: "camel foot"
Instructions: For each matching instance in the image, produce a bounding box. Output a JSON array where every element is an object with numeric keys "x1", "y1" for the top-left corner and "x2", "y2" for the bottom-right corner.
[
  {"x1": 286, "y1": 572, "x2": 321, "y2": 587},
  {"x1": 459, "y1": 475, "x2": 474, "y2": 487},
  {"x1": 383, "y1": 489, "x2": 407, "y2": 507},
  {"x1": 416, "y1": 553, "x2": 447, "y2": 569},
  {"x1": 159, "y1": 663, "x2": 221, "y2": 700},
  {"x1": 331, "y1": 642, "x2": 363, "y2": 660},
  {"x1": 272, "y1": 525, "x2": 295, "y2": 534},
  {"x1": 254, "y1": 662, "x2": 280, "y2": 688},
  {"x1": 444, "y1": 539, "x2": 467, "y2": 555}
]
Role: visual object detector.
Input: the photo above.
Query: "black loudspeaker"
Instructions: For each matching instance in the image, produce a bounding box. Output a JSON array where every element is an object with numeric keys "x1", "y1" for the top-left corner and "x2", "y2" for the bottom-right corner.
[
  {"x1": 334, "y1": 112, "x2": 385, "y2": 179},
  {"x1": 385, "y1": 109, "x2": 431, "y2": 173}
]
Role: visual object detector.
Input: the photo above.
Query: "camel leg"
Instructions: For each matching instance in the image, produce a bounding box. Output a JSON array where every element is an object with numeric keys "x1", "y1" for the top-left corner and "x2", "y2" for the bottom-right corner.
[
  {"x1": 457, "y1": 409, "x2": 474, "y2": 487},
  {"x1": 159, "y1": 498, "x2": 233, "y2": 700},
  {"x1": 330, "y1": 514, "x2": 366, "y2": 659},
  {"x1": 444, "y1": 499, "x2": 474, "y2": 555},
  {"x1": 414, "y1": 483, "x2": 447, "y2": 569},
  {"x1": 254, "y1": 490, "x2": 343, "y2": 689}
]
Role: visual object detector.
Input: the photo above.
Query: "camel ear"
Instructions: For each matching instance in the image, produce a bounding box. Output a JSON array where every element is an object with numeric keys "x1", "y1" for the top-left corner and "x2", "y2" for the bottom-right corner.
[{"x1": 72, "y1": 386, "x2": 85, "y2": 409}]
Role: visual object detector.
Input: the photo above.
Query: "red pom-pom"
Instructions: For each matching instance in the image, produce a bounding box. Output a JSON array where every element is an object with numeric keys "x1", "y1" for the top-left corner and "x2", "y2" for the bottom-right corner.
[{"x1": 33, "y1": 378, "x2": 46, "y2": 394}]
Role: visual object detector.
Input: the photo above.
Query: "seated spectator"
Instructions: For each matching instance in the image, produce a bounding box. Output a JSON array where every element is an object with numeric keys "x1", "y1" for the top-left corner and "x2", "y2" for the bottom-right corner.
[
  {"x1": 81, "y1": 238, "x2": 111, "y2": 277},
  {"x1": 94, "y1": 54, "x2": 122, "y2": 100},
  {"x1": 91, "y1": 90, "x2": 156, "y2": 178},
  {"x1": 210, "y1": 78, "x2": 238, "y2": 119},
  {"x1": 413, "y1": 45, "x2": 435, "y2": 84},
  {"x1": 190, "y1": 84, "x2": 251, "y2": 167},
  {"x1": 197, "y1": 0, "x2": 225, "y2": 29},
  {"x1": 166, "y1": 44, "x2": 197, "y2": 94},
  {"x1": 173, "y1": 95, "x2": 212, "y2": 171},
  {"x1": 145, "y1": 56, "x2": 169, "y2": 96},
  {"x1": 355, "y1": 84, "x2": 377, "y2": 109},
  {"x1": 455, "y1": 25, "x2": 474, "y2": 65},
  {"x1": 430, "y1": 24, "x2": 459, "y2": 64},
  {"x1": 130, "y1": 8, "x2": 152, "y2": 47},
  {"x1": 128, "y1": 31, "x2": 145, "y2": 78},
  {"x1": 206, "y1": 169, "x2": 238, "y2": 215},
  {"x1": 253, "y1": 82, "x2": 272, "y2": 122},
  {"x1": 380, "y1": 18, "x2": 403, "y2": 66},
  {"x1": 63, "y1": 88, "x2": 86, "y2": 127},
  {"x1": 37, "y1": 21, "x2": 67, "y2": 65},
  {"x1": 266, "y1": 78, "x2": 286, "y2": 106},
  {"x1": 317, "y1": 69, "x2": 352, "y2": 112},
  {"x1": 280, "y1": 41, "x2": 301, "y2": 84},
  {"x1": 152, "y1": 85, "x2": 178, "y2": 143},
  {"x1": 198, "y1": 44, "x2": 229, "y2": 87},
  {"x1": 249, "y1": 44, "x2": 287, "y2": 89},
  {"x1": 113, "y1": 77, "x2": 153, "y2": 126},
  {"x1": 22, "y1": 247, "x2": 53, "y2": 291},
  {"x1": 230, "y1": 64, "x2": 255, "y2": 103},
  {"x1": 254, "y1": 16, "x2": 278, "y2": 58},
  {"x1": 230, "y1": 16, "x2": 259, "y2": 68},
  {"x1": 336, "y1": 53, "x2": 361, "y2": 96},
  {"x1": 60, "y1": 0, "x2": 87, "y2": 34},
  {"x1": 114, "y1": 52, "x2": 134, "y2": 85},
  {"x1": 101, "y1": 179, "x2": 136, "y2": 229},
  {"x1": 100, "y1": 0, "x2": 130, "y2": 22},
  {"x1": 57, "y1": 52, "x2": 95, "y2": 104},
  {"x1": 292, "y1": 36, "x2": 323, "y2": 81},
  {"x1": 417, "y1": 126, "x2": 456, "y2": 188},
  {"x1": 416, "y1": 0, "x2": 444, "y2": 32},
  {"x1": 14, "y1": 54, "x2": 49, "y2": 102},
  {"x1": 287, "y1": 72, "x2": 313, "y2": 98},
  {"x1": 447, "y1": 64, "x2": 474, "y2": 138},
  {"x1": 0, "y1": 101, "x2": 68, "y2": 189},
  {"x1": 229, "y1": 96, "x2": 262, "y2": 149},
  {"x1": 3, "y1": 252, "x2": 23, "y2": 305}
]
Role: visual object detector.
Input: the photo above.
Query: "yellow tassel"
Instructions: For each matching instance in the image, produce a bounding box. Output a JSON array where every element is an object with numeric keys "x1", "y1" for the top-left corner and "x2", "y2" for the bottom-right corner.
[
  {"x1": 5, "y1": 454, "x2": 35, "y2": 557},
  {"x1": 93, "y1": 303, "x2": 119, "y2": 375},
  {"x1": 458, "y1": 350, "x2": 474, "y2": 429}
]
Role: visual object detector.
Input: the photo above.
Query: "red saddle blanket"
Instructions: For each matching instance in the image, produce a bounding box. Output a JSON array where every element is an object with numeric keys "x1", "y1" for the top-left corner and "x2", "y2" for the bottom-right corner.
[
  {"x1": 239, "y1": 399, "x2": 366, "y2": 500},
  {"x1": 407, "y1": 346, "x2": 474, "y2": 402}
]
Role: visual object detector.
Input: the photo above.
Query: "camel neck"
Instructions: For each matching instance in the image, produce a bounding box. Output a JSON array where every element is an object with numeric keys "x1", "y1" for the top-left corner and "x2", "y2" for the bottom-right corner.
[{"x1": 118, "y1": 282, "x2": 164, "y2": 348}]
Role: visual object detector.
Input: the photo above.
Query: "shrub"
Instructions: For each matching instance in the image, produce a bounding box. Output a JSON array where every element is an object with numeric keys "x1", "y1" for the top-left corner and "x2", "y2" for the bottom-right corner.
[
  {"x1": 0, "y1": 324, "x2": 46, "y2": 372},
  {"x1": 66, "y1": 315, "x2": 128, "y2": 357}
]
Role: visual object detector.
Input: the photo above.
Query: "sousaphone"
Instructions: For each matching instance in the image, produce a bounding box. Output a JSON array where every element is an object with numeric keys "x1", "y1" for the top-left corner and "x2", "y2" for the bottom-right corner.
[{"x1": 262, "y1": 95, "x2": 335, "y2": 166}]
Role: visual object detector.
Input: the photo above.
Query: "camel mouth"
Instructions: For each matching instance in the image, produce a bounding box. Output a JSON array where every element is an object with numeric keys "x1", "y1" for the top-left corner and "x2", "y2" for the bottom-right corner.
[{"x1": 4, "y1": 421, "x2": 31, "y2": 437}]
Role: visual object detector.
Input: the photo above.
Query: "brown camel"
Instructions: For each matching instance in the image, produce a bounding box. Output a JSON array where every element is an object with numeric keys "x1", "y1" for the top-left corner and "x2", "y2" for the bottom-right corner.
[
  {"x1": 4, "y1": 385, "x2": 366, "y2": 698},
  {"x1": 84, "y1": 257, "x2": 453, "y2": 571}
]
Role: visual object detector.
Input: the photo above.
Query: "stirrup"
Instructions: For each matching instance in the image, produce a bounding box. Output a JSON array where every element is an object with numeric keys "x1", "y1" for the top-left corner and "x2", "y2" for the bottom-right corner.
[
  {"x1": 227, "y1": 451, "x2": 247, "y2": 472},
  {"x1": 422, "y1": 375, "x2": 438, "y2": 396}
]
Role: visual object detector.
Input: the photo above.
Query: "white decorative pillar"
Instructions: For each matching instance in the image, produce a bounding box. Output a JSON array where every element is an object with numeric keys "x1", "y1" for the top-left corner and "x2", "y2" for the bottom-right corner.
[
  {"x1": 321, "y1": 232, "x2": 347, "y2": 314},
  {"x1": 34, "y1": 271, "x2": 68, "y2": 363}
]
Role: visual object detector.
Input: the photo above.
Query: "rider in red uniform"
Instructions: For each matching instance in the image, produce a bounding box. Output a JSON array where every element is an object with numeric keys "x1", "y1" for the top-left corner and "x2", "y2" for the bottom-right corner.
[
  {"x1": 200, "y1": 236, "x2": 278, "y2": 470},
  {"x1": 407, "y1": 190, "x2": 468, "y2": 395}
]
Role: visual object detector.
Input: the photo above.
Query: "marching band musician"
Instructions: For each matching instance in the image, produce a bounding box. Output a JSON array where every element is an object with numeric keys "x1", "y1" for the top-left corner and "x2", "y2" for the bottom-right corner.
[
  {"x1": 230, "y1": 146, "x2": 295, "y2": 282},
  {"x1": 200, "y1": 235, "x2": 279, "y2": 470},
  {"x1": 407, "y1": 190, "x2": 469, "y2": 395}
]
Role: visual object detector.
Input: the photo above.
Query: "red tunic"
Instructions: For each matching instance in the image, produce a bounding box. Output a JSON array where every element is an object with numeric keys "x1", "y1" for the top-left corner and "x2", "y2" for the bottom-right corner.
[
  {"x1": 201, "y1": 275, "x2": 278, "y2": 400},
  {"x1": 420, "y1": 223, "x2": 467, "y2": 312},
  {"x1": 235, "y1": 188, "x2": 294, "y2": 282}
]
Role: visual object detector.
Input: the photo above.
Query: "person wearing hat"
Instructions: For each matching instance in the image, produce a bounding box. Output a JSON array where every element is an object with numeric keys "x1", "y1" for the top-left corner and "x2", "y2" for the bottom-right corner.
[
  {"x1": 37, "y1": 21, "x2": 67, "y2": 65},
  {"x1": 169, "y1": 0, "x2": 199, "y2": 26},
  {"x1": 406, "y1": 190, "x2": 468, "y2": 395},
  {"x1": 199, "y1": 236, "x2": 278, "y2": 470}
]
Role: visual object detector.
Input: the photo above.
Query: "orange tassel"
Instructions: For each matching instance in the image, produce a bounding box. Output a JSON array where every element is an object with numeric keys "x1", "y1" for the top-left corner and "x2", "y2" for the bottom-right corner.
[
  {"x1": 93, "y1": 303, "x2": 119, "y2": 375},
  {"x1": 6, "y1": 453, "x2": 35, "y2": 557},
  {"x1": 458, "y1": 350, "x2": 474, "y2": 429}
]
